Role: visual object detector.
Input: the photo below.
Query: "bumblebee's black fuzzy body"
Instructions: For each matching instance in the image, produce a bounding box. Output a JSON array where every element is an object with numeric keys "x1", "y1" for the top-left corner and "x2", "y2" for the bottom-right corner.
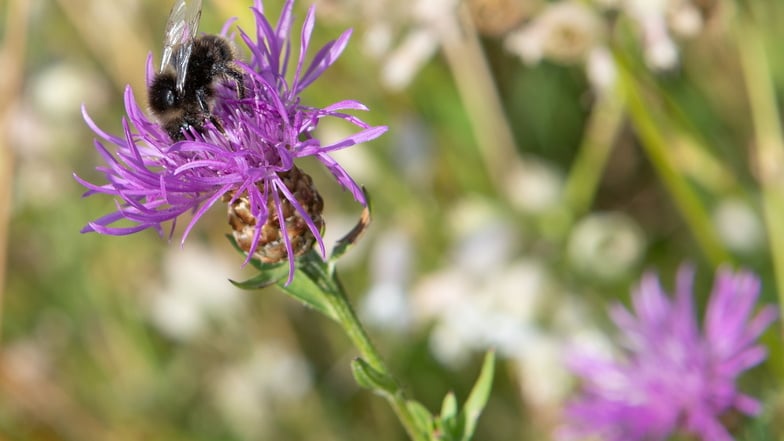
[{"x1": 149, "y1": 35, "x2": 245, "y2": 141}]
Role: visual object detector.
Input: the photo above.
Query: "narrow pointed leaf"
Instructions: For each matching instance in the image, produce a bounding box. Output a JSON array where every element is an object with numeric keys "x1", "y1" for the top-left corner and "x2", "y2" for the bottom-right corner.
[
  {"x1": 330, "y1": 187, "x2": 372, "y2": 262},
  {"x1": 439, "y1": 391, "x2": 463, "y2": 441},
  {"x1": 406, "y1": 400, "x2": 435, "y2": 439},
  {"x1": 351, "y1": 357, "x2": 398, "y2": 395},
  {"x1": 229, "y1": 270, "x2": 286, "y2": 289},
  {"x1": 275, "y1": 254, "x2": 338, "y2": 320},
  {"x1": 459, "y1": 350, "x2": 496, "y2": 440},
  {"x1": 440, "y1": 392, "x2": 459, "y2": 422}
]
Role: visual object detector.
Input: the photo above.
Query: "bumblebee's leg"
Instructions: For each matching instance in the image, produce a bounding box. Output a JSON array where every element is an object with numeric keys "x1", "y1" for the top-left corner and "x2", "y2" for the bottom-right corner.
[
  {"x1": 222, "y1": 65, "x2": 246, "y2": 99},
  {"x1": 196, "y1": 88, "x2": 211, "y2": 112},
  {"x1": 209, "y1": 115, "x2": 226, "y2": 133},
  {"x1": 195, "y1": 88, "x2": 226, "y2": 134}
]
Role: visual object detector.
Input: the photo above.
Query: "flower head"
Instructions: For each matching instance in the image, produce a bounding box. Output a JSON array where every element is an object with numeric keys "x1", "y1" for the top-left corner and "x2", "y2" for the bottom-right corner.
[
  {"x1": 75, "y1": 0, "x2": 386, "y2": 283},
  {"x1": 560, "y1": 265, "x2": 777, "y2": 441}
]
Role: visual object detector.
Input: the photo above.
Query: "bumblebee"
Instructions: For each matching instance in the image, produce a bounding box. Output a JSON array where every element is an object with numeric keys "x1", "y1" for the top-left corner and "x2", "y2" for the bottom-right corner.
[{"x1": 148, "y1": 0, "x2": 245, "y2": 140}]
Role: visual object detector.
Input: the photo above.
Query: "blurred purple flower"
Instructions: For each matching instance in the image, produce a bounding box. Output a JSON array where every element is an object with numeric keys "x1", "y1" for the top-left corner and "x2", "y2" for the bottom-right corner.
[
  {"x1": 75, "y1": 0, "x2": 386, "y2": 282},
  {"x1": 560, "y1": 265, "x2": 777, "y2": 441}
]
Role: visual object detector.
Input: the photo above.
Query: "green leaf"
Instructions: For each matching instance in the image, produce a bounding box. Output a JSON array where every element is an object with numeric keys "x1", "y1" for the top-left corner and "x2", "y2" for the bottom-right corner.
[
  {"x1": 330, "y1": 187, "x2": 372, "y2": 262},
  {"x1": 406, "y1": 400, "x2": 435, "y2": 439},
  {"x1": 229, "y1": 270, "x2": 286, "y2": 289},
  {"x1": 440, "y1": 392, "x2": 458, "y2": 423},
  {"x1": 351, "y1": 357, "x2": 397, "y2": 395},
  {"x1": 459, "y1": 350, "x2": 496, "y2": 440},
  {"x1": 438, "y1": 392, "x2": 462, "y2": 441},
  {"x1": 274, "y1": 254, "x2": 338, "y2": 321},
  {"x1": 226, "y1": 236, "x2": 339, "y2": 320}
]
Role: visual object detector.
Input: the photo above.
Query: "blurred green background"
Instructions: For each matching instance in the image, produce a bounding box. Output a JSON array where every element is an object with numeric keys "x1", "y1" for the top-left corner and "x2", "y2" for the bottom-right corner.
[{"x1": 2, "y1": 0, "x2": 784, "y2": 440}]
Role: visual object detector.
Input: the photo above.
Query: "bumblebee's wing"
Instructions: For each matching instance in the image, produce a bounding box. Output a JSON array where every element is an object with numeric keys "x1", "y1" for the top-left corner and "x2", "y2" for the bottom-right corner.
[{"x1": 159, "y1": 0, "x2": 203, "y2": 93}]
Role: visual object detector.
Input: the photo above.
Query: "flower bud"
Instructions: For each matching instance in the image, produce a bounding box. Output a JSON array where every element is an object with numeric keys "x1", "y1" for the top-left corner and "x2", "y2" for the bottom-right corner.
[{"x1": 225, "y1": 166, "x2": 324, "y2": 264}]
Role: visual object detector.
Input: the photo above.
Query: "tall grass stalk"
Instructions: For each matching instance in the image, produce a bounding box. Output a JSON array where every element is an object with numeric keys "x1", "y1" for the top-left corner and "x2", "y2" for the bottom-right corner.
[
  {"x1": 735, "y1": 10, "x2": 784, "y2": 321},
  {"x1": 0, "y1": 0, "x2": 32, "y2": 334},
  {"x1": 440, "y1": 4, "x2": 522, "y2": 196},
  {"x1": 564, "y1": 87, "x2": 625, "y2": 217},
  {"x1": 619, "y1": 64, "x2": 731, "y2": 267}
]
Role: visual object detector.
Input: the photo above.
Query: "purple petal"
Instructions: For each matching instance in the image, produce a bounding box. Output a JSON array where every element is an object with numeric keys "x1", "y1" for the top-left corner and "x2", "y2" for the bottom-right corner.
[
  {"x1": 77, "y1": 0, "x2": 387, "y2": 286},
  {"x1": 297, "y1": 29, "x2": 352, "y2": 93}
]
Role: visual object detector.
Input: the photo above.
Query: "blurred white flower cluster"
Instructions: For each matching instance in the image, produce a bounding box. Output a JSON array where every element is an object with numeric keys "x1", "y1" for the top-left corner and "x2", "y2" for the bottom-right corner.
[
  {"x1": 505, "y1": 1, "x2": 614, "y2": 91},
  {"x1": 211, "y1": 342, "x2": 313, "y2": 439},
  {"x1": 11, "y1": 62, "x2": 109, "y2": 210},
  {"x1": 712, "y1": 198, "x2": 765, "y2": 255},
  {"x1": 410, "y1": 250, "x2": 612, "y2": 422},
  {"x1": 316, "y1": 0, "x2": 444, "y2": 91},
  {"x1": 567, "y1": 212, "x2": 645, "y2": 280},
  {"x1": 357, "y1": 196, "x2": 626, "y2": 424},
  {"x1": 147, "y1": 245, "x2": 246, "y2": 341},
  {"x1": 317, "y1": 0, "x2": 714, "y2": 92},
  {"x1": 504, "y1": 0, "x2": 715, "y2": 89}
]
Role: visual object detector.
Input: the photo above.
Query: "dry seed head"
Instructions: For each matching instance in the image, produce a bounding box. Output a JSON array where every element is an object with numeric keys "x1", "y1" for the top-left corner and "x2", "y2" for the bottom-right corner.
[
  {"x1": 467, "y1": 0, "x2": 538, "y2": 36},
  {"x1": 224, "y1": 166, "x2": 325, "y2": 264}
]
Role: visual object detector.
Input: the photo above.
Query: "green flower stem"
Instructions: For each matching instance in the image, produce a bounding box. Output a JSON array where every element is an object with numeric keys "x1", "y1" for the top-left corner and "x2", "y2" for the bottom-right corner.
[
  {"x1": 325, "y1": 275, "x2": 387, "y2": 372},
  {"x1": 564, "y1": 87, "x2": 626, "y2": 217},
  {"x1": 439, "y1": 3, "x2": 521, "y2": 194},
  {"x1": 619, "y1": 64, "x2": 731, "y2": 267},
  {"x1": 735, "y1": 10, "x2": 784, "y2": 321},
  {"x1": 315, "y1": 263, "x2": 429, "y2": 441}
]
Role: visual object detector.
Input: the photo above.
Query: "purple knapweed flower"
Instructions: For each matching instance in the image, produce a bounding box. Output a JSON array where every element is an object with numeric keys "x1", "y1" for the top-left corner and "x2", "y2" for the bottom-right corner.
[
  {"x1": 560, "y1": 265, "x2": 777, "y2": 441},
  {"x1": 75, "y1": 0, "x2": 386, "y2": 283}
]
